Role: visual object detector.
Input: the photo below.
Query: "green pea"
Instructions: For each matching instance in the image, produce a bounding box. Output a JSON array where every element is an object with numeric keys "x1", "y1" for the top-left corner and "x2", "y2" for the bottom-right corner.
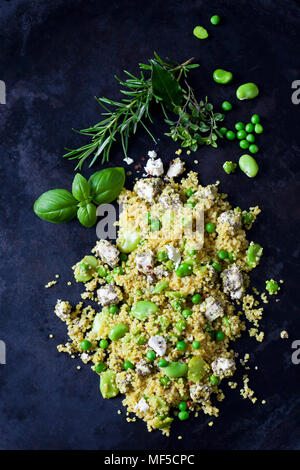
[
  {"x1": 100, "y1": 370, "x2": 119, "y2": 398},
  {"x1": 108, "y1": 323, "x2": 128, "y2": 341},
  {"x1": 157, "y1": 251, "x2": 168, "y2": 262},
  {"x1": 99, "y1": 339, "x2": 109, "y2": 350},
  {"x1": 178, "y1": 410, "x2": 189, "y2": 421},
  {"x1": 146, "y1": 350, "x2": 156, "y2": 361},
  {"x1": 123, "y1": 360, "x2": 135, "y2": 370},
  {"x1": 136, "y1": 334, "x2": 147, "y2": 346},
  {"x1": 209, "y1": 374, "x2": 220, "y2": 386},
  {"x1": 158, "y1": 359, "x2": 169, "y2": 368},
  {"x1": 178, "y1": 401, "x2": 188, "y2": 411},
  {"x1": 150, "y1": 219, "x2": 161, "y2": 232},
  {"x1": 216, "y1": 331, "x2": 225, "y2": 341},
  {"x1": 266, "y1": 280, "x2": 279, "y2": 294},
  {"x1": 191, "y1": 293, "x2": 201, "y2": 304},
  {"x1": 237, "y1": 130, "x2": 247, "y2": 140},
  {"x1": 94, "y1": 362, "x2": 106, "y2": 374},
  {"x1": 242, "y1": 212, "x2": 253, "y2": 225},
  {"x1": 97, "y1": 266, "x2": 107, "y2": 277},
  {"x1": 117, "y1": 229, "x2": 141, "y2": 253},
  {"x1": 192, "y1": 340, "x2": 201, "y2": 349},
  {"x1": 219, "y1": 127, "x2": 227, "y2": 135},
  {"x1": 119, "y1": 253, "x2": 128, "y2": 262},
  {"x1": 185, "y1": 188, "x2": 194, "y2": 198},
  {"x1": 254, "y1": 123, "x2": 263, "y2": 134},
  {"x1": 188, "y1": 357, "x2": 206, "y2": 383},
  {"x1": 225, "y1": 130, "x2": 236, "y2": 141},
  {"x1": 246, "y1": 133, "x2": 255, "y2": 143},
  {"x1": 113, "y1": 266, "x2": 124, "y2": 275},
  {"x1": 218, "y1": 250, "x2": 228, "y2": 260},
  {"x1": 172, "y1": 300, "x2": 183, "y2": 312},
  {"x1": 249, "y1": 144, "x2": 258, "y2": 154},
  {"x1": 164, "y1": 362, "x2": 188, "y2": 378},
  {"x1": 187, "y1": 248, "x2": 198, "y2": 257},
  {"x1": 193, "y1": 25, "x2": 209, "y2": 39},
  {"x1": 210, "y1": 14, "x2": 220, "y2": 25},
  {"x1": 213, "y1": 69, "x2": 233, "y2": 84},
  {"x1": 176, "y1": 263, "x2": 193, "y2": 278},
  {"x1": 212, "y1": 261, "x2": 221, "y2": 272},
  {"x1": 245, "y1": 123, "x2": 254, "y2": 133},
  {"x1": 222, "y1": 101, "x2": 232, "y2": 112},
  {"x1": 106, "y1": 274, "x2": 114, "y2": 283},
  {"x1": 109, "y1": 305, "x2": 119, "y2": 314},
  {"x1": 228, "y1": 252, "x2": 235, "y2": 263},
  {"x1": 240, "y1": 140, "x2": 249, "y2": 149},
  {"x1": 80, "y1": 340, "x2": 92, "y2": 351},
  {"x1": 251, "y1": 114, "x2": 260, "y2": 124},
  {"x1": 186, "y1": 200, "x2": 196, "y2": 208},
  {"x1": 235, "y1": 122, "x2": 245, "y2": 131},
  {"x1": 176, "y1": 319, "x2": 187, "y2": 331},
  {"x1": 223, "y1": 161, "x2": 237, "y2": 174},
  {"x1": 160, "y1": 376, "x2": 171, "y2": 386},
  {"x1": 236, "y1": 83, "x2": 259, "y2": 100},
  {"x1": 132, "y1": 301, "x2": 158, "y2": 320},
  {"x1": 182, "y1": 309, "x2": 192, "y2": 318},
  {"x1": 152, "y1": 280, "x2": 169, "y2": 295},
  {"x1": 165, "y1": 260, "x2": 175, "y2": 271},
  {"x1": 239, "y1": 154, "x2": 259, "y2": 178},
  {"x1": 205, "y1": 222, "x2": 215, "y2": 233},
  {"x1": 176, "y1": 341, "x2": 187, "y2": 351},
  {"x1": 247, "y1": 243, "x2": 263, "y2": 268}
]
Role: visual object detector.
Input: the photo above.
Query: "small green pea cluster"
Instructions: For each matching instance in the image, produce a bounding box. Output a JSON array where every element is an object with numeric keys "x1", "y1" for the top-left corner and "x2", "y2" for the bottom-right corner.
[{"x1": 220, "y1": 114, "x2": 263, "y2": 154}]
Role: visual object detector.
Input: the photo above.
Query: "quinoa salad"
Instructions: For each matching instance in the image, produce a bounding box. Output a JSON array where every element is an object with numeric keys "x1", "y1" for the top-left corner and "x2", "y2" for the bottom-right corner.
[{"x1": 53, "y1": 154, "x2": 269, "y2": 436}]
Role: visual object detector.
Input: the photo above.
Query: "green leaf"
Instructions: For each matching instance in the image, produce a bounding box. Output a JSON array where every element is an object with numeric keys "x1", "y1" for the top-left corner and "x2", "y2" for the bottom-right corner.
[
  {"x1": 33, "y1": 189, "x2": 78, "y2": 223},
  {"x1": 89, "y1": 167, "x2": 125, "y2": 205},
  {"x1": 77, "y1": 202, "x2": 97, "y2": 227},
  {"x1": 72, "y1": 173, "x2": 91, "y2": 201},
  {"x1": 151, "y1": 60, "x2": 183, "y2": 108}
]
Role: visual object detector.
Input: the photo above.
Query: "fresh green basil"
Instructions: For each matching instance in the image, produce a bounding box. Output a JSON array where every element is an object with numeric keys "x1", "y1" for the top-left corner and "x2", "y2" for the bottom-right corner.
[
  {"x1": 89, "y1": 167, "x2": 125, "y2": 205},
  {"x1": 77, "y1": 202, "x2": 97, "y2": 228},
  {"x1": 33, "y1": 189, "x2": 78, "y2": 223},
  {"x1": 151, "y1": 60, "x2": 183, "y2": 108},
  {"x1": 72, "y1": 173, "x2": 91, "y2": 201}
]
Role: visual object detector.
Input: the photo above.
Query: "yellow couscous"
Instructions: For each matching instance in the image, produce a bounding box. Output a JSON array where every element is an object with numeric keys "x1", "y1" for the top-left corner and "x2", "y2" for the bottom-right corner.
[{"x1": 54, "y1": 164, "x2": 266, "y2": 435}]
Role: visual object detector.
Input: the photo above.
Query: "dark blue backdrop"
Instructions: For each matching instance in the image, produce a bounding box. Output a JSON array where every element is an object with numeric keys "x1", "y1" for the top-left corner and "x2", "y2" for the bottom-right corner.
[{"x1": 0, "y1": 0, "x2": 299, "y2": 450}]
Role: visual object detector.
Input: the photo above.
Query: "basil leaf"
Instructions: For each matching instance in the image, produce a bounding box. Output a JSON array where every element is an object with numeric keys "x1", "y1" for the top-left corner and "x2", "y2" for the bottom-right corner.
[
  {"x1": 151, "y1": 60, "x2": 183, "y2": 108},
  {"x1": 72, "y1": 173, "x2": 91, "y2": 201},
  {"x1": 77, "y1": 202, "x2": 97, "y2": 228},
  {"x1": 33, "y1": 189, "x2": 78, "y2": 223},
  {"x1": 89, "y1": 167, "x2": 125, "y2": 205}
]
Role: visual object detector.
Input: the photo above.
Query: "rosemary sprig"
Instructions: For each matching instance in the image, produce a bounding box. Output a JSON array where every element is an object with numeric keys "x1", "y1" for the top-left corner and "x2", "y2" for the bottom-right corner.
[{"x1": 63, "y1": 53, "x2": 223, "y2": 169}]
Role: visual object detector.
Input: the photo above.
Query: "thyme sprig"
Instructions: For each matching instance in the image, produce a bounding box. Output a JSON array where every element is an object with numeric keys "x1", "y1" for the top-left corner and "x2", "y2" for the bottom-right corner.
[{"x1": 63, "y1": 53, "x2": 223, "y2": 169}]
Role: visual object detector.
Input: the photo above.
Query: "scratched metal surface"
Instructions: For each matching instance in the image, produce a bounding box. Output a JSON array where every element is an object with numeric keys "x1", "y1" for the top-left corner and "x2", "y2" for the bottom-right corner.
[{"x1": 0, "y1": 0, "x2": 299, "y2": 450}]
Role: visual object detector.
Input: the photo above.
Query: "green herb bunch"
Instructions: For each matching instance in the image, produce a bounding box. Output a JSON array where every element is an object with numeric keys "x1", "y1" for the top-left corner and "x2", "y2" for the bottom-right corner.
[
  {"x1": 33, "y1": 167, "x2": 125, "y2": 227},
  {"x1": 63, "y1": 53, "x2": 224, "y2": 169}
]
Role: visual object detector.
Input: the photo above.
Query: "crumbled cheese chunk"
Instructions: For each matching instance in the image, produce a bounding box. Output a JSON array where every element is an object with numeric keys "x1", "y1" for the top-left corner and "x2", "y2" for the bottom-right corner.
[{"x1": 148, "y1": 335, "x2": 167, "y2": 356}]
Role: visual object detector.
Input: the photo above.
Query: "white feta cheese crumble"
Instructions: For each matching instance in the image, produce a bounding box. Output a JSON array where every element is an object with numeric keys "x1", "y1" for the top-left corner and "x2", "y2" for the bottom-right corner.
[
  {"x1": 165, "y1": 245, "x2": 181, "y2": 268},
  {"x1": 95, "y1": 240, "x2": 120, "y2": 267},
  {"x1": 54, "y1": 300, "x2": 72, "y2": 321},
  {"x1": 148, "y1": 335, "x2": 167, "y2": 356},
  {"x1": 211, "y1": 357, "x2": 235, "y2": 377},
  {"x1": 147, "y1": 150, "x2": 157, "y2": 159},
  {"x1": 123, "y1": 156, "x2": 134, "y2": 165},
  {"x1": 200, "y1": 296, "x2": 224, "y2": 322},
  {"x1": 145, "y1": 157, "x2": 164, "y2": 177},
  {"x1": 134, "y1": 397, "x2": 149, "y2": 413},
  {"x1": 166, "y1": 158, "x2": 185, "y2": 179},
  {"x1": 135, "y1": 250, "x2": 154, "y2": 273}
]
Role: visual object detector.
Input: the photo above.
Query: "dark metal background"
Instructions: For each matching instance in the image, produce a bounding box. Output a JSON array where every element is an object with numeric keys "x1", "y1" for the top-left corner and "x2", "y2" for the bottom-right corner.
[{"x1": 0, "y1": 0, "x2": 299, "y2": 450}]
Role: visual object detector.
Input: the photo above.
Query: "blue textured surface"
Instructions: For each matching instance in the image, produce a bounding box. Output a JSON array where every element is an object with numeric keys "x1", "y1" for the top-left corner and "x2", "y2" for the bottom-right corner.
[{"x1": 0, "y1": 0, "x2": 299, "y2": 450}]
